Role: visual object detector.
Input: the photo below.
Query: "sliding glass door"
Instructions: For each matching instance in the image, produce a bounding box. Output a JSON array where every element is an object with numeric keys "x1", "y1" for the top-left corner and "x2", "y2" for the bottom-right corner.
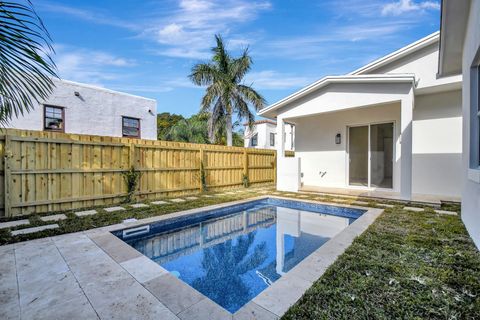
[{"x1": 348, "y1": 123, "x2": 394, "y2": 189}]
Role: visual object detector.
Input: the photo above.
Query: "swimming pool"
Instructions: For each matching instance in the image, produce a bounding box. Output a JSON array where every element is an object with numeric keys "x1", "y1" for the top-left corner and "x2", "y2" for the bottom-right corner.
[{"x1": 114, "y1": 198, "x2": 366, "y2": 313}]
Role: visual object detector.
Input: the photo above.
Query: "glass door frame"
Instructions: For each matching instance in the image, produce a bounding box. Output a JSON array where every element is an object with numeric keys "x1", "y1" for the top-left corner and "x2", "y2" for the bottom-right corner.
[{"x1": 346, "y1": 121, "x2": 396, "y2": 190}]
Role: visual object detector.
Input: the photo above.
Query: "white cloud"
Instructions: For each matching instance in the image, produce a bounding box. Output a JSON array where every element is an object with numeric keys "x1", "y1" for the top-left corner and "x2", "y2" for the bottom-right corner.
[
  {"x1": 381, "y1": 0, "x2": 440, "y2": 16},
  {"x1": 147, "y1": 0, "x2": 271, "y2": 59},
  {"x1": 244, "y1": 71, "x2": 314, "y2": 90},
  {"x1": 54, "y1": 45, "x2": 136, "y2": 84}
]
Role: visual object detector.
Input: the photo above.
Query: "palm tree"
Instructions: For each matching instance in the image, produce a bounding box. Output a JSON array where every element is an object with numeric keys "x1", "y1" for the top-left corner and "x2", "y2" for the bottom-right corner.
[
  {"x1": 0, "y1": 1, "x2": 57, "y2": 125},
  {"x1": 189, "y1": 35, "x2": 266, "y2": 146}
]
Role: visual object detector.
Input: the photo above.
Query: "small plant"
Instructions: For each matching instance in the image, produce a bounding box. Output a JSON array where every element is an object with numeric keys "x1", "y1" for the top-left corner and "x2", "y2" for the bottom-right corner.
[
  {"x1": 200, "y1": 161, "x2": 208, "y2": 191},
  {"x1": 242, "y1": 174, "x2": 250, "y2": 188},
  {"x1": 122, "y1": 166, "x2": 141, "y2": 203}
]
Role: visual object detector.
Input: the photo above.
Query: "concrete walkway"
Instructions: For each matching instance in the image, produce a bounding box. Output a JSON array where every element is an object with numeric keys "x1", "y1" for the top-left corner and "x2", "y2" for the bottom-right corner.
[{"x1": 0, "y1": 232, "x2": 179, "y2": 320}]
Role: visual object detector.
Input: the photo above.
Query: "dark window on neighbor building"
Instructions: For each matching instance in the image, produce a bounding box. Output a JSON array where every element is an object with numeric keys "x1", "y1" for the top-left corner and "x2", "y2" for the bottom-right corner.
[
  {"x1": 251, "y1": 133, "x2": 258, "y2": 147},
  {"x1": 122, "y1": 116, "x2": 140, "y2": 138},
  {"x1": 44, "y1": 105, "x2": 64, "y2": 132},
  {"x1": 270, "y1": 132, "x2": 275, "y2": 146}
]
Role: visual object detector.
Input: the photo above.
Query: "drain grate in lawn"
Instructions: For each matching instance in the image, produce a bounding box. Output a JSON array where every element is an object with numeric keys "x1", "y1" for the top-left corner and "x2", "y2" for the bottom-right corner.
[{"x1": 282, "y1": 205, "x2": 480, "y2": 319}]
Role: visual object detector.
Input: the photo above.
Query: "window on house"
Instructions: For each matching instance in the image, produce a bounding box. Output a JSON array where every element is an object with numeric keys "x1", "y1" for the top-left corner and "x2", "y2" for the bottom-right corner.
[
  {"x1": 476, "y1": 64, "x2": 480, "y2": 167},
  {"x1": 270, "y1": 132, "x2": 275, "y2": 146},
  {"x1": 44, "y1": 105, "x2": 64, "y2": 132},
  {"x1": 122, "y1": 116, "x2": 140, "y2": 138},
  {"x1": 251, "y1": 134, "x2": 258, "y2": 147}
]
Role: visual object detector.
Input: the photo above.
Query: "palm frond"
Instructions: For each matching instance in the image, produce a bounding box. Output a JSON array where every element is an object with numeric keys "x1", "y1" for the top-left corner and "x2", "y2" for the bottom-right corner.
[{"x1": 0, "y1": 0, "x2": 58, "y2": 126}]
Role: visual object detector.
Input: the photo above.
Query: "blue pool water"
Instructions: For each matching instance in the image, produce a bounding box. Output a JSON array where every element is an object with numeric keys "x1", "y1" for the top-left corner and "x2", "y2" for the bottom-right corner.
[{"x1": 114, "y1": 198, "x2": 365, "y2": 313}]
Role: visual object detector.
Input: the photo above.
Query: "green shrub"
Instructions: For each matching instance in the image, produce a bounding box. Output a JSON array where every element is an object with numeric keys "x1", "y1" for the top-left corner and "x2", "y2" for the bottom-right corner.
[{"x1": 122, "y1": 166, "x2": 141, "y2": 203}]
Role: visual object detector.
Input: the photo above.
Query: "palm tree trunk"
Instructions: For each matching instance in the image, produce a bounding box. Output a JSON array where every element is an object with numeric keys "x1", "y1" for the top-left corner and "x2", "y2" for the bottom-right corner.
[{"x1": 226, "y1": 112, "x2": 233, "y2": 146}]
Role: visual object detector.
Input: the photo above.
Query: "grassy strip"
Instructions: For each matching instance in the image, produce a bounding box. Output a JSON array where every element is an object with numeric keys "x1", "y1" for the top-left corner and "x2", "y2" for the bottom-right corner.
[
  {"x1": 0, "y1": 190, "x2": 267, "y2": 245},
  {"x1": 282, "y1": 205, "x2": 480, "y2": 319}
]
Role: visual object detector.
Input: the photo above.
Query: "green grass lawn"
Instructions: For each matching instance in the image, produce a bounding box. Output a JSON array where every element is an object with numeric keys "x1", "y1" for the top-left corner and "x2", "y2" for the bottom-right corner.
[{"x1": 282, "y1": 205, "x2": 480, "y2": 320}]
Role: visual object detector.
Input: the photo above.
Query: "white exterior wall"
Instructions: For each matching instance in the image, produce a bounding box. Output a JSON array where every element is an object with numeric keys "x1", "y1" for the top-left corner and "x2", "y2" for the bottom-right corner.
[
  {"x1": 295, "y1": 103, "x2": 402, "y2": 191},
  {"x1": 412, "y1": 90, "x2": 463, "y2": 197},
  {"x1": 461, "y1": 0, "x2": 480, "y2": 247},
  {"x1": 244, "y1": 122, "x2": 294, "y2": 150},
  {"x1": 7, "y1": 79, "x2": 158, "y2": 140}
]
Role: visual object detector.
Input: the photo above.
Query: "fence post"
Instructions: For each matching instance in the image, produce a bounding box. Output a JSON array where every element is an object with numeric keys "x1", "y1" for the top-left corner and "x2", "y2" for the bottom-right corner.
[
  {"x1": 243, "y1": 149, "x2": 248, "y2": 185},
  {"x1": 199, "y1": 147, "x2": 204, "y2": 192},
  {"x1": 4, "y1": 134, "x2": 12, "y2": 217},
  {"x1": 129, "y1": 143, "x2": 135, "y2": 168},
  {"x1": 273, "y1": 150, "x2": 277, "y2": 186}
]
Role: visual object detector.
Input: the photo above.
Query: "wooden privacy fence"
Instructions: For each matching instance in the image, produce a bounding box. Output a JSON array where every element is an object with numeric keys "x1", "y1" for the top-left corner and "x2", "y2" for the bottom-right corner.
[{"x1": 0, "y1": 129, "x2": 277, "y2": 217}]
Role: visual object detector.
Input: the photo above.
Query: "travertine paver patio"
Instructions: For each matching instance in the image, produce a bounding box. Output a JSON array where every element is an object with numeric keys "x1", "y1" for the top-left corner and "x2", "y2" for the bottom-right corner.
[{"x1": 0, "y1": 196, "x2": 382, "y2": 320}]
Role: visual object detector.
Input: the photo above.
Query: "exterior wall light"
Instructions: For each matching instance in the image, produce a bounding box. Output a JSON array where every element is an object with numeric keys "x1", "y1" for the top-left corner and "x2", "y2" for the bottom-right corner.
[{"x1": 335, "y1": 133, "x2": 341, "y2": 144}]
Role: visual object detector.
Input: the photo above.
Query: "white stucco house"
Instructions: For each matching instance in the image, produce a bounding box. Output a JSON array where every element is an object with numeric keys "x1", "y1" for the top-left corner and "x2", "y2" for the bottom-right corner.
[
  {"x1": 244, "y1": 120, "x2": 295, "y2": 151},
  {"x1": 259, "y1": 31, "x2": 463, "y2": 202},
  {"x1": 7, "y1": 78, "x2": 158, "y2": 140},
  {"x1": 438, "y1": 0, "x2": 480, "y2": 248}
]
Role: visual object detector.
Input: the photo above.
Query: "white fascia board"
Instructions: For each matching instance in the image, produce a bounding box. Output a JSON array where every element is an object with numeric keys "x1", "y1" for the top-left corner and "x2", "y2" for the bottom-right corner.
[
  {"x1": 257, "y1": 74, "x2": 416, "y2": 117},
  {"x1": 53, "y1": 78, "x2": 157, "y2": 102},
  {"x1": 350, "y1": 32, "x2": 440, "y2": 75}
]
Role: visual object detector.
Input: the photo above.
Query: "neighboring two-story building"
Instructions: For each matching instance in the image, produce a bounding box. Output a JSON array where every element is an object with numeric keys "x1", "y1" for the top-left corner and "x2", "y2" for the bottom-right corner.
[
  {"x1": 7, "y1": 78, "x2": 158, "y2": 140},
  {"x1": 244, "y1": 120, "x2": 295, "y2": 151}
]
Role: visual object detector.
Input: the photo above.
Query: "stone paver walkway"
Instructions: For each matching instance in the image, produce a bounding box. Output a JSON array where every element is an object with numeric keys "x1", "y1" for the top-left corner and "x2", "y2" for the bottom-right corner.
[
  {"x1": 11, "y1": 224, "x2": 59, "y2": 236},
  {"x1": 74, "y1": 209, "x2": 97, "y2": 217},
  {"x1": 404, "y1": 206, "x2": 424, "y2": 212},
  {"x1": 40, "y1": 214, "x2": 67, "y2": 222},
  {"x1": 0, "y1": 219, "x2": 29, "y2": 229},
  {"x1": 170, "y1": 198, "x2": 186, "y2": 203},
  {"x1": 104, "y1": 206, "x2": 126, "y2": 212},
  {"x1": 131, "y1": 203, "x2": 149, "y2": 208},
  {"x1": 151, "y1": 200, "x2": 168, "y2": 205}
]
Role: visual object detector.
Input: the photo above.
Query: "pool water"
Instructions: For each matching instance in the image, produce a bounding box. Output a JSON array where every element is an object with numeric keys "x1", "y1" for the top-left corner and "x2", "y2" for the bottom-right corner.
[{"x1": 116, "y1": 198, "x2": 365, "y2": 313}]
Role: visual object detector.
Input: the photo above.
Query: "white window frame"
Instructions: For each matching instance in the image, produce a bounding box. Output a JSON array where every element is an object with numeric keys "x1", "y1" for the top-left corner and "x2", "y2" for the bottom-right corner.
[
  {"x1": 251, "y1": 133, "x2": 258, "y2": 147},
  {"x1": 468, "y1": 49, "x2": 480, "y2": 183}
]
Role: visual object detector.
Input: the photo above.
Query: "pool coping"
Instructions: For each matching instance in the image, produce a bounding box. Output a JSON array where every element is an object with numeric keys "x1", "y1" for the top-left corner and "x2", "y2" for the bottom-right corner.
[{"x1": 84, "y1": 196, "x2": 384, "y2": 320}]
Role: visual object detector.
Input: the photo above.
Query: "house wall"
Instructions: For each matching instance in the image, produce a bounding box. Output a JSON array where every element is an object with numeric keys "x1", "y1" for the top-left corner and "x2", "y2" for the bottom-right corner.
[
  {"x1": 461, "y1": 0, "x2": 480, "y2": 247},
  {"x1": 244, "y1": 122, "x2": 294, "y2": 150},
  {"x1": 294, "y1": 103, "x2": 402, "y2": 191},
  {"x1": 7, "y1": 79, "x2": 158, "y2": 140},
  {"x1": 412, "y1": 90, "x2": 463, "y2": 197}
]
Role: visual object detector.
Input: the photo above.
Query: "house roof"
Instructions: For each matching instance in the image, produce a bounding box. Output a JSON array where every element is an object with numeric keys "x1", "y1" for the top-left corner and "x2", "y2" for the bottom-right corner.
[
  {"x1": 243, "y1": 119, "x2": 277, "y2": 126},
  {"x1": 350, "y1": 32, "x2": 439, "y2": 75},
  {"x1": 258, "y1": 32, "x2": 441, "y2": 118},
  {"x1": 258, "y1": 74, "x2": 415, "y2": 118}
]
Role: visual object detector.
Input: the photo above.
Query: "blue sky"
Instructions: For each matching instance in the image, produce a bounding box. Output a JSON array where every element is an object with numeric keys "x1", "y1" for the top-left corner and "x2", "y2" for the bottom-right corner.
[{"x1": 34, "y1": 0, "x2": 441, "y2": 118}]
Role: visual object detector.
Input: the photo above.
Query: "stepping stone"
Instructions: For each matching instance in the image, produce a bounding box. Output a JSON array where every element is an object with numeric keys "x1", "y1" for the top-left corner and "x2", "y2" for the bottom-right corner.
[
  {"x1": 40, "y1": 214, "x2": 67, "y2": 222},
  {"x1": 104, "y1": 206, "x2": 126, "y2": 212},
  {"x1": 435, "y1": 210, "x2": 458, "y2": 216},
  {"x1": 74, "y1": 209, "x2": 97, "y2": 217},
  {"x1": 297, "y1": 195, "x2": 309, "y2": 198},
  {"x1": 378, "y1": 204, "x2": 395, "y2": 208},
  {"x1": 185, "y1": 196, "x2": 198, "y2": 200},
  {"x1": 11, "y1": 224, "x2": 59, "y2": 236},
  {"x1": 170, "y1": 198, "x2": 185, "y2": 203},
  {"x1": 352, "y1": 201, "x2": 369, "y2": 206},
  {"x1": 283, "y1": 194, "x2": 295, "y2": 197},
  {"x1": 258, "y1": 191, "x2": 269, "y2": 194},
  {"x1": 225, "y1": 192, "x2": 236, "y2": 195},
  {"x1": 202, "y1": 195, "x2": 213, "y2": 198},
  {"x1": 0, "y1": 219, "x2": 29, "y2": 229},
  {"x1": 131, "y1": 203, "x2": 149, "y2": 208},
  {"x1": 404, "y1": 206, "x2": 424, "y2": 212},
  {"x1": 151, "y1": 200, "x2": 168, "y2": 205}
]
